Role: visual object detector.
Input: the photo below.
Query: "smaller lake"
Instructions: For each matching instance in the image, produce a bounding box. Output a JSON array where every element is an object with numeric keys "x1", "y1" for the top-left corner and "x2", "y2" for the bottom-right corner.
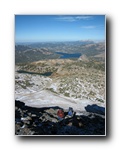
[
  {"x1": 17, "y1": 70, "x2": 53, "y2": 76},
  {"x1": 56, "y1": 52, "x2": 81, "y2": 59}
]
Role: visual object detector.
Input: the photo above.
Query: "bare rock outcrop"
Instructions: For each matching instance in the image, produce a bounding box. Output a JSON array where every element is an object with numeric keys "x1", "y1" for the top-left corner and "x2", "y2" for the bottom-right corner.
[
  {"x1": 15, "y1": 100, "x2": 105, "y2": 135},
  {"x1": 78, "y1": 54, "x2": 89, "y2": 62}
]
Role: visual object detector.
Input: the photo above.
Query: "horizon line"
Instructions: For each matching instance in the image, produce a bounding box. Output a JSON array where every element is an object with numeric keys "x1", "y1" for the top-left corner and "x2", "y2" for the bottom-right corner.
[{"x1": 15, "y1": 39, "x2": 105, "y2": 44}]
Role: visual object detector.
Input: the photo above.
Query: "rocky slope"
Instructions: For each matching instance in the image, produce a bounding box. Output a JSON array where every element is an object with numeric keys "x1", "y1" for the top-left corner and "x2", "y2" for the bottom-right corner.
[
  {"x1": 16, "y1": 59, "x2": 105, "y2": 103},
  {"x1": 15, "y1": 100, "x2": 105, "y2": 135},
  {"x1": 15, "y1": 58, "x2": 105, "y2": 135},
  {"x1": 78, "y1": 54, "x2": 89, "y2": 62}
]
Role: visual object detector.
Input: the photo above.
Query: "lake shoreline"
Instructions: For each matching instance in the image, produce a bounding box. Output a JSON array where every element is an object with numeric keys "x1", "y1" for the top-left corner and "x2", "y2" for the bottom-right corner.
[{"x1": 56, "y1": 52, "x2": 81, "y2": 59}]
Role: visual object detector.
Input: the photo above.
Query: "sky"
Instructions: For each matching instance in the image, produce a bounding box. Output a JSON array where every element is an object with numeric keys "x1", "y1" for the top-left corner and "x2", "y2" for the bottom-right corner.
[{"x1": 15, "y1": 15, "x2": 105, "y2": 43}]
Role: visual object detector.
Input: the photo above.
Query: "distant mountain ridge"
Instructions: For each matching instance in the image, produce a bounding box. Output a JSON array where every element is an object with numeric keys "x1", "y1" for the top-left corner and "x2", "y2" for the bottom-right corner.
[
  {"x1": 15, "y1": 45, "x2": 59, "y2": 63},
  {"x1": 15, "y1": 41, "x2": 105, "y2": 64}
]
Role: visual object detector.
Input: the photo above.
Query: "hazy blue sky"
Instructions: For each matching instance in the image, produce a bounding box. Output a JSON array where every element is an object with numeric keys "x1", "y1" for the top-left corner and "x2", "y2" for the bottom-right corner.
[{"x1": 15, "y1": 15, "x2": 105, "y2": 43}]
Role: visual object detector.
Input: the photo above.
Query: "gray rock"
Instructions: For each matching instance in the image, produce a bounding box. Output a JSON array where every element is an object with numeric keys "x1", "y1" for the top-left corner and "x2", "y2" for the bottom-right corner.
[{"x1": 31, "y1": 114, "x2": 37, "y2": 117}]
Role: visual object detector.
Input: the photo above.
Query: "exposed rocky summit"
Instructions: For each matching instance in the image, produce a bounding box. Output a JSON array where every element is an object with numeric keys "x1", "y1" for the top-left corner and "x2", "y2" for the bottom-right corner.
[
  {"x1": 78, "y1": 54, "x2": 89, "y2": 62},
  {"x1": 15, "y1": 100, "x2": 105, "y2": 135}
]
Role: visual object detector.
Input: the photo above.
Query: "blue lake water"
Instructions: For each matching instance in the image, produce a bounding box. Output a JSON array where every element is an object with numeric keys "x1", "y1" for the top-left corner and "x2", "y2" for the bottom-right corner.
[
  {"x1": 17, "y1": 70, "x2": 53, "y2": 76},
  {"x1": 56, "y1": 52, "x2": 81, "y2": 59}
]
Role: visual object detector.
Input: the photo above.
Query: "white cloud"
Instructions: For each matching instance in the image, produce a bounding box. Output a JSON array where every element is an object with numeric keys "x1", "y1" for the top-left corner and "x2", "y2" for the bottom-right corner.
[
  {"x1": 75, "y1": 16, "x2": 93, "y2": 20},
  {"x1": 56, "y1": 16, "x2": 93, "y2": 22},
  {"x1": 56, "y1": 16, "x2": 76, "y2": 22}
]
